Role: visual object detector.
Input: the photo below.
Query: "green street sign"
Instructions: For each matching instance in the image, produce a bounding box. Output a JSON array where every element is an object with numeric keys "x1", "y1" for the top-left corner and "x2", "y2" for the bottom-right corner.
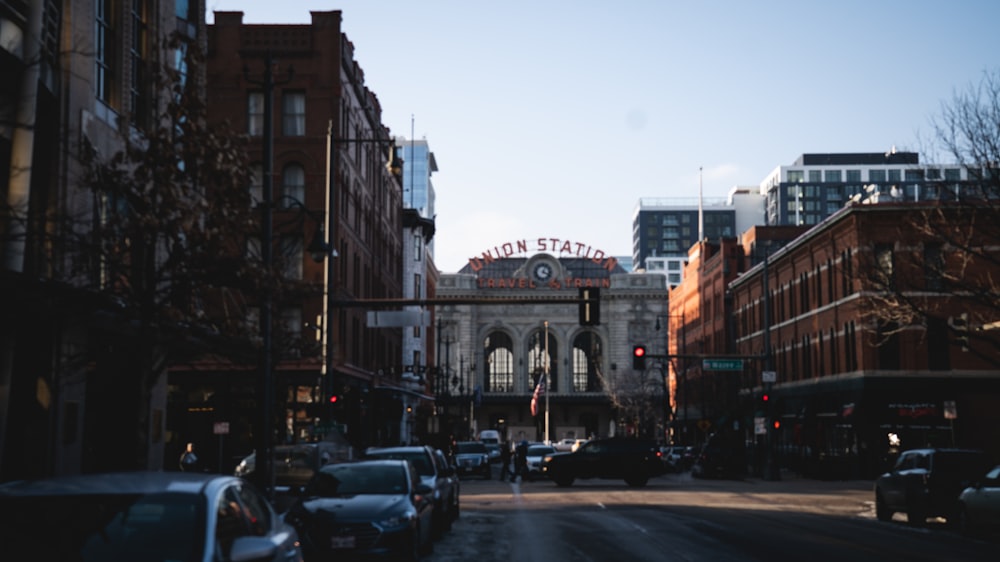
[{"x1": 703, "y1": 358, "x2": 744, "y2": 371}]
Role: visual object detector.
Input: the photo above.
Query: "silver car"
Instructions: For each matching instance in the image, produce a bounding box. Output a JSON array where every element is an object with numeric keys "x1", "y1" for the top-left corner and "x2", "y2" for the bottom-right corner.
[
  {"x1": 0, "y1": 471, "x2": 303, "y2": 562},
  {"x1": 957, "y1": 464, "x2": 1000, "y2": 535}
]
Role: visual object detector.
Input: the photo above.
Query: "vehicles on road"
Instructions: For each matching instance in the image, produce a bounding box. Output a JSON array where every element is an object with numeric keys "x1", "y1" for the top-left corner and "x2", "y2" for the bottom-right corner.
[
  {"x1": 0, "y1": 471, "x2": 303, "y2": 562},
  {"x1": 691, "y1": 435, "x2": 746, "y2": 479},
  {"x1": 454, "y1": 441, "x2": 492, "y2": 479},
  {"x1": 364, "y1": 444, "x2": 459, "y2": 538},
  {"x1": 479, "y1": 430, "x2": 502, "y2": 463},
  {"x1": 553, "y1": 438, "x2": 588, "y2": 452},
  {"x1": 525, "y1": 444, "x2": 557, "y2": 479},
  {"x1": 957, "y1": 464, "x2": 1000, "y2": 535},
  {"x1": 285, "y1": 459, "x2": 435, "y2": 561},
  {"x1": 541, "y1": 437, "x2": 666, "y2": 487},
  {"x1": 874, "y1": 447, "x2": 992, "y2": 526}
]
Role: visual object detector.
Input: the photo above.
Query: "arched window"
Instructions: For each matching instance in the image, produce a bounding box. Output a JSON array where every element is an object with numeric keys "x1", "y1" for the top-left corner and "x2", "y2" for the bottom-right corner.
[
  {"x1": 484, "y1": 332, "x2": 514, "y2": 393},
  {"x1": 572, "y1": 331, "x2": 603, "y2": 392},
  {"x1": 282, "y1": 163, "x2": 305, "y2": 205},
  {"x1": 527, "y1": 329, "x2": 558, "y2": 393}
]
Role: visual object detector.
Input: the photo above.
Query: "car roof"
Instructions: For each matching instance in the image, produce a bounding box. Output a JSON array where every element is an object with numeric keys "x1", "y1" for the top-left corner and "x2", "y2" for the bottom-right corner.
[
  {"x1": 0, "y1": 471, "x2": 229, "y2": 497},
  {"x1": 366, "y1": 445, "x2": 431, "y2": 455}
]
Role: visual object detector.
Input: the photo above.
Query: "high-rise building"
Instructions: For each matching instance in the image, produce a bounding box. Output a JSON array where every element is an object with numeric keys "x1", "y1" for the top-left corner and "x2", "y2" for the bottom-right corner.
[{"x1": 632, "y1": 197, "x2": 736, "y2": 287}]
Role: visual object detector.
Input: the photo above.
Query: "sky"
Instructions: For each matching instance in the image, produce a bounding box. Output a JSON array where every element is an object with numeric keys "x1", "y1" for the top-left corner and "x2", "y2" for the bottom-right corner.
[{"x1": 206, "y1": 0, "x2": 1000, "y2": 273}]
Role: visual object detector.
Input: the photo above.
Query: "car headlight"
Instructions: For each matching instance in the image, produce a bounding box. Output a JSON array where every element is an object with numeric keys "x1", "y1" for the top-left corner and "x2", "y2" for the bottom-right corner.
[{"x1": 377, "y1": 512, "x2": 414, "y2": 529}]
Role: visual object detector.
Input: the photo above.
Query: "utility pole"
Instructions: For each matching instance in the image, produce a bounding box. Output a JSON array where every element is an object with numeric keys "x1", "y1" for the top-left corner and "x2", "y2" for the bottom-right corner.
[{"x1": 244, "y1": 52, "x2": 292, "y2": 500}]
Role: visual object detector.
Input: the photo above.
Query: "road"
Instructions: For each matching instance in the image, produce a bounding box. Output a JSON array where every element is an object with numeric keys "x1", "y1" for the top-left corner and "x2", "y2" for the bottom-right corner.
[{"x1": 426, "y1": 468, "x2": 998, "y2": 562}]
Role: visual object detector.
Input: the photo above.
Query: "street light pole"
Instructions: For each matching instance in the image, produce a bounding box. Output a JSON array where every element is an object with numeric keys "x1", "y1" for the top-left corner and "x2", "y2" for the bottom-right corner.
[{"x1": 244, "y1": 52, "x2": 292, "y2": 500}]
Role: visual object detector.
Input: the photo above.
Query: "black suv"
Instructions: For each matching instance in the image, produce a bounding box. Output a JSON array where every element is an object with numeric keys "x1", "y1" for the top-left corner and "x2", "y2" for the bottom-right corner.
[
  {"x1": 364, "y1": 445, "x2": 459, "y2": 537},
  {"x1": 874, "y1": 447, "x2": 992, "y2": 526},
  {"x1": 541, "y1": 437, "x2": 666, "y2": 487}
]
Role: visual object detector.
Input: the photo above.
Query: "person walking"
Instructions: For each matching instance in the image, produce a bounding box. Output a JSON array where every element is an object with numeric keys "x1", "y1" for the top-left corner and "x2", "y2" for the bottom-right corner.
[
  {"x1": 499, "y1": 442, "x2": 512, "y2": 481},
  {"x1": 514, "y1": 440, "x2": 528, "y2": 482},
  {"x1": 179, "y1": 442, "x2": 200, "y2": 472}
]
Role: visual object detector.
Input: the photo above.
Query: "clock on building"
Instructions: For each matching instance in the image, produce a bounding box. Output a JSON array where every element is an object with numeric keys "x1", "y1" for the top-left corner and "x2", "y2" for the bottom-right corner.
[{"x1": 533, "y1": 262, "x2": 553, "y2": 283}]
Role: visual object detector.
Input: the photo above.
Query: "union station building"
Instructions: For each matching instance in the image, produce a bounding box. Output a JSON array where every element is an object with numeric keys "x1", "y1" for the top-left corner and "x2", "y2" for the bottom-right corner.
[{"x1": 432, "y1": 241, "x2": 668, "y2": 446}]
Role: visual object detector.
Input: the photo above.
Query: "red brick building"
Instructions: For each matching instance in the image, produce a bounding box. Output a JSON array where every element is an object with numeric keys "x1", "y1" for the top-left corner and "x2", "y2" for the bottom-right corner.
[
  {"x1": 727, "y1": 203, "x2": 1000, "y2": 478},
  {"x1": 167, "y1": 11, "x2": 408, "y2": 467}
]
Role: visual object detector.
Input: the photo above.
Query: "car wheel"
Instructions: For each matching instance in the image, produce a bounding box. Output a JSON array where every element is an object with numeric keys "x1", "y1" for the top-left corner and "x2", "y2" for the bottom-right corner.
[
  {"x1": 419, "y1": 523, "x2": 435, "y2": 556},
  {"x1": 403, "y1": 528, "x2": 421, "y2": 562},
  {"x1": 553, "y1": 475, "x2": 574, "y2": 487},
  {"x1": 957, "y1": 505, "x2": 978, "y2": 537},
  {"x1": 875, "y1": 492, "x2": 892, "y2": 522},
  {"x1": 431, "y1": 510, "x2": 445, "y2": 540}
]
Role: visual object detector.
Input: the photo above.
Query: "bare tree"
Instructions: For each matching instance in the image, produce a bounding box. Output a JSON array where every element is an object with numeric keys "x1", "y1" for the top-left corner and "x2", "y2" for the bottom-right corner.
[
  {"x1": 861, "y1": 68, "x2": 1000, "y2": 366},
  {"x1": 61, "y1": 34, "x2": 277, "y2": 468}
]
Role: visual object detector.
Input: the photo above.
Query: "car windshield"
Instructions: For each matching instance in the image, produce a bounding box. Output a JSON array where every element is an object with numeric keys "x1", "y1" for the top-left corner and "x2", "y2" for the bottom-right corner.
[
  {"x1": 527, "y1": 446, "x2": 555, "y2": 456},
  {"x1": 457, "y1": 442, "x2": 488, "y2": 454},
  {"x1": 309, "y1": 464, "x2": 407, "y2": 496},
  {"x1": 0, "y1": 492, "x2": 203, "y2": 562},
  {"x1": 367, "y1": 451, "x2": 433, "y2": 476}
]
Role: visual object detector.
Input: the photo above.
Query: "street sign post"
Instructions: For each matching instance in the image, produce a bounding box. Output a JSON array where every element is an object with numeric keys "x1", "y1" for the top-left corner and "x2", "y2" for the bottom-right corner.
[{"x1": 702, "y1": 358, "x2": 744, "y2": 371}]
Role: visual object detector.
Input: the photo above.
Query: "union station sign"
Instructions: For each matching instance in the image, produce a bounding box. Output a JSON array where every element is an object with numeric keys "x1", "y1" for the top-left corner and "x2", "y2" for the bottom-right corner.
[{"x1": 468, "y1": 237, "x2": 620, "y2": 290}]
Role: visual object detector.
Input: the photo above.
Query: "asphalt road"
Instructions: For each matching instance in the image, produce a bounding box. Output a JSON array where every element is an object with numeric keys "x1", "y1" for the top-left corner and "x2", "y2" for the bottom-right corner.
[{"x1": 425, "y1": 468, "x2": 998, "y2": 562}]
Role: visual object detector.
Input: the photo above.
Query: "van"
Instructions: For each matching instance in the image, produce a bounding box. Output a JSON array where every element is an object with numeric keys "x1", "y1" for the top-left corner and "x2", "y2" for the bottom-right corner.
[{"x1": 479, "y1": 430, "x2": 502, "y2": 462}]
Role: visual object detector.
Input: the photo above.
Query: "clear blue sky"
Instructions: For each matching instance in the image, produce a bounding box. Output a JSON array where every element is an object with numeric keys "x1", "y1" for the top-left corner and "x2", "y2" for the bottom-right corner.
[{"x1": 207, "y1": 1, "x2": 1000, "y2": 273}]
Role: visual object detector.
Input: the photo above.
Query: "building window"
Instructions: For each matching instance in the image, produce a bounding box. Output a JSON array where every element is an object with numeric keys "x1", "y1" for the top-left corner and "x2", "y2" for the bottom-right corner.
[
  {"x1": 869, "y1": 169, "x2": 886, "y2": 182},
  {"x1": 129, "y1": 0, "x2": 150, "y2": 129},
  {"x1": 281, "y1": 164, "x2": 305, "y2": 205},
  {"x1": 875, "y1": 244, "x2": 895, "y2": 290},
  {"x1": 414, "y1": 235, "x2": 423, "y2": 262},
  {"x1": 528, "y1": 330, "x2": 558, "y2": 393},
  {"x1": 787, "y1": 170, "x2": 804, "y2": 183},
  {"x1": 824, "y1": 170, "x2": 842, "y2": 182},
  {"x1": 95, "y1": 0, "x2": 118, "y2": 109},
  {"x1": 484, "y1": 332, "x2": 514, "y2": 393},
  {"x1": 248, "y1": 92, "x2": 263, "y2": 136},
  {"x1": 280, "y1": 235, "x2": 303, "y2": 280},
  {"x1": 282, "y1": 91, "x2": 305, "y2": 136},
  {"x1": 846, "y1": 169, "x2": 861, "y2": 182},
  {"x1": 572, "y1": 331, "x2": 603, "y2": 392},
  {"x1": 809, "y1": 170, "x2": 822, "y2": 182},
  {"x1": 249, "y1": 163, "x2": 263, "y2": 207},
  {"x1": 924, "y1": 243, "x2": 944, "y2": 291}
]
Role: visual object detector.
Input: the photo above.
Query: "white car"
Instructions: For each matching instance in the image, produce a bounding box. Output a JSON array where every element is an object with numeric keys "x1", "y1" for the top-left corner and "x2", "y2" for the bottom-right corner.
[
  {"x1": 957, "y1": 465, "x2": 1000, "y2": 535},
  {"x1": 525, "y1": 444, "x2": 557, "y2": 480}
]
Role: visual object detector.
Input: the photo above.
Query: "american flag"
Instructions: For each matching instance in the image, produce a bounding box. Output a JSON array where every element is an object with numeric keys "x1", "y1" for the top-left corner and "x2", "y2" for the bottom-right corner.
[{"x1": 530, "y1": 377, "x2": 545, "y2": 416}]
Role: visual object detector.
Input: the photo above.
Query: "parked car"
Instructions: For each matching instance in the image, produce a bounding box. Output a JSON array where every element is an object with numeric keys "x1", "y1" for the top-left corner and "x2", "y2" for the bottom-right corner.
[
  {"x1": 874, "y1": 447, "x2": 992, "y2": 526},
  {"x1": 364, "y1": 445, "x2": 459, "y2": 538},
  {"x1": 284, "y1": 459, "x2": 434, "y2": 560},
  {"x1": 525, "y1": 444, "x2": 557, "y2": 480},
  {"x1": 0, "y1": 471, "x2": 303, "y2": 562},
  {"x1": 957, "y1": 464, "x2": 1000, "y2": 535},
  {"x1": 661, "y1": 446, "x2": 689, "y2": 472},
  {"x1": 234, "y1": 440, "x2": 352, "y2": 512},
  {"x1": 553, "y1": 438, "x2": 588, "y2": 452},
  {"x1": 541, "y1": 437, "x2": 666, "y2": 487},
  {"x1": 454, "y1": 441, "x2": 492, "y2": 479}
]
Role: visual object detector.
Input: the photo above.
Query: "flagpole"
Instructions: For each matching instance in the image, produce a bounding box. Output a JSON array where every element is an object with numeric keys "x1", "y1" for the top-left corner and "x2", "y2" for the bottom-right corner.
[{"x1": 544, "y1": 320, "x2": 550, "y2": 444}]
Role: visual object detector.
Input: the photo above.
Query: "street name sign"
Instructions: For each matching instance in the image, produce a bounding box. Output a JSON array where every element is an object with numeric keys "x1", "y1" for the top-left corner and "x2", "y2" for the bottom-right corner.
[{"x1": 703, "y1": 358, "x2": 744, "y2": 371}]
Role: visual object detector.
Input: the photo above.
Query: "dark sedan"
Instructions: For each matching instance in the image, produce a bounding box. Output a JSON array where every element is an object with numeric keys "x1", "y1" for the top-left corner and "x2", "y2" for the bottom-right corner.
[
  {"x1": 285, "y1": 459, "x2": 434, "y2": 561},
  {"x1": 0, "y1": 471, "x2": 303, "y2": 562},
  {"x1": 454, "y1": 441, "x2": 492, "y2": 479}
]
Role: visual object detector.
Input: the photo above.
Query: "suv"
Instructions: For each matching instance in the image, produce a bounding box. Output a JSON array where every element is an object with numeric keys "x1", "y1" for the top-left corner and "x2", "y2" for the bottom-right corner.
[
  {"x1": 874, "y1": 447, "x2": 992, "y2": 526},
  {"x1": 364, "y1": 445, "x2": 459, "y2": 537},
  {"x1": 454, "y1": 441, "x2": 492, "y2": 479},
  {"x1": 541, "y1": 437, "x2": 666, "y2": 487}
]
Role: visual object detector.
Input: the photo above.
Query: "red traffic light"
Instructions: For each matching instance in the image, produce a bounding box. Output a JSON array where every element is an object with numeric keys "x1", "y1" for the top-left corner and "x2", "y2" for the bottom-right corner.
[
  {"x1": 761, "y1": 394, "x2": 769, "y2": 402},
  {"x1": 772, "y1": 420, "x2": 781, "y2": 430},
  {"x1": 329, "y1": 395, "x2": 339, "y2": 404},
  {"x1": 633, "y1": 346, "x2": 646, "y2": 357}
]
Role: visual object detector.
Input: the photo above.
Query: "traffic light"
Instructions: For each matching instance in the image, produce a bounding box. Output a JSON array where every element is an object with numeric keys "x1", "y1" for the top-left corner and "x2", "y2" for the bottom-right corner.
[
  {"x1": 772, "y1": 419, "x2": 781, "y2": 430},
  {"x1": 579, "y1": 288, "x2": 601, "y2": 326},
  {"x1": 328, "y1": 394, "x2": 339, "y2": 405},
  {"x1": 632, "y1": 345, "x2": 647, "y2": 370},
  {"x1": 761, "y1": 393, "x2": 769, "y2": 403}
]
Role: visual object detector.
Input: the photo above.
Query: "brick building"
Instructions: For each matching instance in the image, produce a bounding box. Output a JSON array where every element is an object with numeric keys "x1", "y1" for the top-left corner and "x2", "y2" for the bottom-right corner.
[
  {"x1": 166, "y1": 10, "x2": 412, "y2": 469},
  {"x1": 726, "y1": 203, "x2": 1000, "y2": 478}
]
